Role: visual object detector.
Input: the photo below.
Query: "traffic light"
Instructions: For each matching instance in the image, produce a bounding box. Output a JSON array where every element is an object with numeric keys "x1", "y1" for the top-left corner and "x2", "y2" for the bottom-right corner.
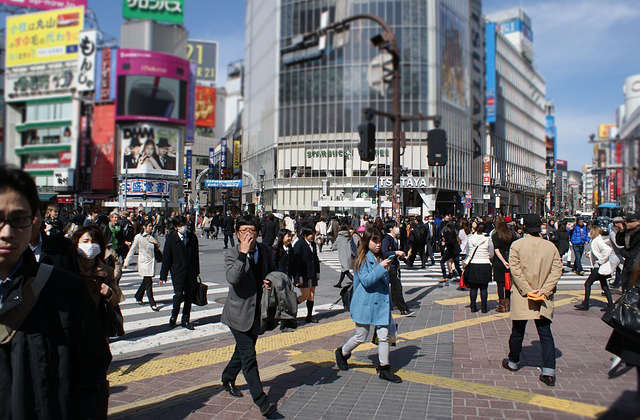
[
  {"x1": 358, "y1": 121, "x2": 376, "y2": 161},
  {"x1": 428, "y1": 128, "x2": 448, "y2": 166}
]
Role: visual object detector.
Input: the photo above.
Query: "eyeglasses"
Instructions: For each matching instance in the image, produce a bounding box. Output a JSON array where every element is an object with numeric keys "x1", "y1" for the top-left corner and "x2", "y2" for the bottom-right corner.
[
  {"x1": 0, "y1": 215, "x2": 34, "y2": 230},
  {"x1": 238, "y1": 227, "x2": 257, "y2": 234}
]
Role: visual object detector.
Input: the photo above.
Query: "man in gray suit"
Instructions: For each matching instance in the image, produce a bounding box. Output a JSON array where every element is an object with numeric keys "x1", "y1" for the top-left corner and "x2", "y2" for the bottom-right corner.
[{"x1": 220, "y1": 214, "x2": 277, "y2": 417}]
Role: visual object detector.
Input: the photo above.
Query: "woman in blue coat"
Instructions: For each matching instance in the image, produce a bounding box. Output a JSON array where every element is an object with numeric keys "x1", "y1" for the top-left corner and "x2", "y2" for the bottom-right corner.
[{"x1": 335, "y1": 229, "x2": 402, "y2": 383}]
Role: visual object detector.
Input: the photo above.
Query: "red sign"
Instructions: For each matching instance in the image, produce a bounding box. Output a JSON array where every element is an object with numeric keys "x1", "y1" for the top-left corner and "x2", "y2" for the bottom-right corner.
[
  {"x1": 90, "y1": 104, "x2": 116, "y2": 191},
  {"x1": 195, "y1": 86, "x2": 216, "y2": 128},
  {"x1": 100, "y1": 48, "x2": 112, "y2": 101},
  {"x1": 0, "y1": 0, "x2": 86, "y2": 10},
  {"x1": 59, "y1": 151, "x2": 72, "y2": 166},
  {"x1": 57, "y1": 196, "x2": 74, "y2": 204}
]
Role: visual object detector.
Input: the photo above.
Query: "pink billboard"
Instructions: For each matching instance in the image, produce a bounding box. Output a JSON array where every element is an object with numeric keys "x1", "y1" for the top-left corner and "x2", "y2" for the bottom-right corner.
[
  {"x1": 1, "y1": 0, "x2": 86, "y2": 10},
  {"x1": 116, "y1": 49, "x2": 190, "y2": 125}
]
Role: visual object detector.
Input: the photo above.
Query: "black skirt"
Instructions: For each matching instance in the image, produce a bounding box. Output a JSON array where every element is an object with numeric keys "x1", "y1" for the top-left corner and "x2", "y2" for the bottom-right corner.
[{"x1": 466, "y1": 263, "x2": 493, "y2": 285}]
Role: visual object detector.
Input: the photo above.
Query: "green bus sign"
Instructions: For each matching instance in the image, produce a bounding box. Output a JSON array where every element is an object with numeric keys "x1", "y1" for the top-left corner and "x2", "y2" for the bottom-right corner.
[{"x1": 123, "y1": 0, "x2": 185, "y2": 25}]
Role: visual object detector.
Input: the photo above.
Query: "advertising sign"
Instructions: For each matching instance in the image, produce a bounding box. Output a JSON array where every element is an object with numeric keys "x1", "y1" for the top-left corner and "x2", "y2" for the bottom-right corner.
[
  {"x1": 91, "y1": 103, "x2": 116, "y2": 191},
  {"x1": 187, "y1": 40, "x2": 218, "y2": 86},
  {"x1": 440, "y1": 4, "x2": 467, "y2": 109},
  {"x1": 195, "y1": 86, "x2": 216, "y2": 127},
  {"x1": 185, "y1": 149, "x2": 192, "y2": 179},
  {"x1": 556, "y1": 159, "x2": 568, "y2": 172},
  {"x1": 483, "y1": 156, "x2": 491, "y2": 186},
  {"x1": 100, "y1": 48, "x2": 112, "y2": 100},
  {"x1": 123, "y1": 0, "x2": 184, "y2": 25},
  {"x1": 204, "y1": 179, "x2": 243, "y2": 188},
  {"x1": 125, "y1": 179, "x2": 170, "y2": 196},
  {"x1": 220, "y1": 137, "x2": 227, "y2": 173},
  {"x1": 545, "y1": 115, "x2": 556, "y2": 170},
  {"x1": 76, "y1": 30, "x2": 97, "y2": 92},
  {"x1": 4, "y1": 60, "x2": 75, "y2": 101},
  {"x1": 59, "y1": 150, "x2": 72, "y2": 166},
  {"x1": 119, "y1": 123, "x2": 180, "y2": 177},
  {"x1": 598, "y1": 123, "x2": 616, "y2": 140},
  {"x1": 233, "y1": 139, "x2": 241, "y2": 169},
  {"x1": 6, "y1": 7, "x2": 84, "y2": 68},
  {"x1": 0, "y1": 0, "x2": 86, "y2": 10},
  {"x1": 186, "y1": 64, "x2": 196, "y2": 143},
  {"x1": 116, "y1": 49, "x2": 190, "y2": 124},
  {"x1": 485, "y1": 22, "x2": 497, "y2": 123}
]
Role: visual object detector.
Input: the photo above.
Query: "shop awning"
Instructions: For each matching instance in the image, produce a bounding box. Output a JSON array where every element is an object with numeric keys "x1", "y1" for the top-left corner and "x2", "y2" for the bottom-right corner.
[{"x1": 38, "y1": 192, "x2": 58, "y2": 201}]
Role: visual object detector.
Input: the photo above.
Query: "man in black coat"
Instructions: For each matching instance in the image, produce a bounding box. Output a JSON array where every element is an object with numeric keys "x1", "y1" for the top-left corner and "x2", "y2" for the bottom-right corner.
[
  {"x1": 160, "y1": 216, "x2": 200, "y2": 330},
  {"x1": 407, "y1": 219, "x2": 427, "y2": 268},
  {"x1": 223, "y1": 210, "x2": 235, "y2": 249},
  {"x1": 262, "y1": 213, "x2": 278, "y2": 248},
  {"x1": 30, "y1": 208, "x2": 79, "y2": 274},
  {"x1": 0, "y1": 165, "x2": 111, "y2": 419},
  {"x1": 293, "y1": 227, "x2": 321, "y2": 323},
  {"x1": 221, "y1": 214, "x2": 277, "y2": 416}
]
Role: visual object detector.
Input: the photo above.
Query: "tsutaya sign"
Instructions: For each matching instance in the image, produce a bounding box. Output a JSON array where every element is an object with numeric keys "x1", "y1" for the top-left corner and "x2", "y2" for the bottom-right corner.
[{"x1": 379, "y1": 177, "x2": 429, "y2": 189}]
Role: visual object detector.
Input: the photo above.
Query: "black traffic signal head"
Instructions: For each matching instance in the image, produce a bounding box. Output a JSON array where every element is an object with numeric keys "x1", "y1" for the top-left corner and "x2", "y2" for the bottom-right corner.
[
  {"x1": 358, "y1": 122, "x2": 376, "y2": 162},
  {"x1": 428, "y1": 128, "x2": 448, "y2": 166}
]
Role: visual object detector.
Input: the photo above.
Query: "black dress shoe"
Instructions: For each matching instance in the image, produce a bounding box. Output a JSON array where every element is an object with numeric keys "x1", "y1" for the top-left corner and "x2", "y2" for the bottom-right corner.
[
  {"x1": 539, "y1": 375, "x2": 555, "y2": 387},
  {"x1": 574, "y1": 304, "x2": 590, "y2": 311},
  {"x1": 259, "y1": 401, "x2": 277, "y2": 417},
  {"x1": 222, "y1": 381, "x2": 243, "y2": 397},
  {"x1": 305, "y1": 316, "x2": 319, "y2": 323},
  {"x1": 181, "y1": 322, "x2": 195, "y2": 330},
  {"x1": 169, "y1": 317, "x2": 177, "y2": 328},
  {"x1": 501, "y1": 358, "x2": 519, "y2": 372},
  {"x1": 333, "y1": 283, "x2": 342, "y2": 288}
]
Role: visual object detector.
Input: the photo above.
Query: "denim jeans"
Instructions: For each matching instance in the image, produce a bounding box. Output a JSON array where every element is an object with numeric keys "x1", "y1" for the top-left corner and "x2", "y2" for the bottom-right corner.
[
  {"x1": 508, "y1": 318, "x2": 556, "y2": 376},
  {"x1": 572, "y1": 244, "x2": 585, "y2": 273}
]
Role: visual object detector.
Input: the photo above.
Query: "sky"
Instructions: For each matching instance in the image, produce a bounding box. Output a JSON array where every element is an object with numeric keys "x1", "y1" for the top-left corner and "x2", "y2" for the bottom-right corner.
[{"x1": 4, "y1": 0, "x2": 638, "y2": 172}]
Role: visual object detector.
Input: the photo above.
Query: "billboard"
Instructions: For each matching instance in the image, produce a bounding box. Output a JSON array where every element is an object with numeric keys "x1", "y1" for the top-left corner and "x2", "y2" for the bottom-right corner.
[
  {"x1": 233, "y1": 139, "x2": 241, "y2": 169},
  {"x1": 556, "y1": 159, "x2": 568, "y2": 172},
  {"x1": 441, "y1": 4, "x2": 467, "y2": 109},
  {"x1": 195, "y1": 86, "x2": 216, "y2": 127},
  {"x1": 545, "y1": 115, "x2": 556, "y2": 170},
  {"x1": 485, "y1": 23, "x2": 497, "y2": 123},
  {"x1": 123, "y1": 0, "x2": 184, "y2": 25},
  {"x1": 91, "y1": 104, "x2": 117, "y2": 191},
  {"x1": 116, "y1": 49, "x2": 189, "y2": 124},
  {"x1": 4, "y1": 60, "x2": 75, "y2": 101},
  {"x1": 5, "y1": 7, "x2": 84, "y2": 68},
  {"x1": 186, "y1": 63, "x2": 196, "y2": 143},
  {"x1": 187, "y1": 40, "x2": 218, "y2": 86},
  {"x1": 119, "y1": 123, "x2": 180, "y2": 177},
  {"x1": 100, "y1": 48, "x2": 112, "y2": 100},
  {"x1": 0, "y1": 0, "x2": 86, "y2": 10},
  {"x1": 598, "y1": 123, "x2": 616, "y2": 140},
  {"x1": 76, "y1": 30, "x2": 97, "y2": 92}
]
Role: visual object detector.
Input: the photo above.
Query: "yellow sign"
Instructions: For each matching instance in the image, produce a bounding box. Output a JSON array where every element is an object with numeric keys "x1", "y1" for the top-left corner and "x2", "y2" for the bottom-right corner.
[
  {"x1": 598, "y1": 123, "x2": 616, "y2": 140},
  {"x1": 233, "y1": 139, "x2": 241, "y2": 169},
  {"x1": 6, "y1": 7, "x2": 84, "y2": 68}
]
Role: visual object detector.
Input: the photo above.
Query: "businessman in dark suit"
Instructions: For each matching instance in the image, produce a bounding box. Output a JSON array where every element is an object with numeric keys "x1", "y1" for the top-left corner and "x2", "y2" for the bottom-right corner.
[
  {"x1": 30, "y1": 208, "x2": 79, "y2": 273},
  {"x1": 221, "y1": 214, "x2": 277, "y2": 417},
  {"x1": 160, "y1": 216, "x2": 200, "y2": 330},
  {"x1": 293, "y1": 227, "x2": 321, "y2": 323},
  {"x1": 261, "y1": 213, "x2": 278, "y2": 247}
]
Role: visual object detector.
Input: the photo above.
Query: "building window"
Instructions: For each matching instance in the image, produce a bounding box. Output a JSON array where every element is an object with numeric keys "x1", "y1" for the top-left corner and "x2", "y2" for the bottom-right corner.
[{"x1": 24, "y1": 102, "x2": 72, "y2": 123}]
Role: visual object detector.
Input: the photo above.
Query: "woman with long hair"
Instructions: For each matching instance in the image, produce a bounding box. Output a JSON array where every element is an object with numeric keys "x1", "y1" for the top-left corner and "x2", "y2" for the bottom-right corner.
[
  {"x1": 335, "y1": 229, "x2": 402, "y2": 383},
  {"x1": 492, "y1": 218, "x2": 516, "y2": 312},
  {"x1": 71, "y1": 225, "x2": 123, "y2": 336},
  {"x1": 574, "y1": 225, "x2": 615, "y2": 311},
  {"x1": 465, "y1": 222, "x2": 494, "y2": 313},
  {"x1": 124, "y1": 220, "x2": 161, "y2": 311},
  {"x1": 137, "y1": 139, "x2": 161, "y2": 170}
]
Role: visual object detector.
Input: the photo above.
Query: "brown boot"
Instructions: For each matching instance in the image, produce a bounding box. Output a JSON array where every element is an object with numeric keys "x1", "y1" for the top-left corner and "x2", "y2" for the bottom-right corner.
[
  {"x1": 496, "y1": 299, "x2": 506, "y2": 313},
  {"x1": 505, "y1": 298, "x2": 510, "y2": 312}
]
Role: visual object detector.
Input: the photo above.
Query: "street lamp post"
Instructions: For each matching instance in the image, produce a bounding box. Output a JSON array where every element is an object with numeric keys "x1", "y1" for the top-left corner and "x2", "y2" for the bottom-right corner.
[{"x1": 258, "y1": 167, "x2": 266, "y2": 214}]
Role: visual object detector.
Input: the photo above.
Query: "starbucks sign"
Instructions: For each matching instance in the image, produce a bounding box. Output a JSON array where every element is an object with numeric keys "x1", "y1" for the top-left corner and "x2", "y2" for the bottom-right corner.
[{"x1": 123, "y1": 0, "x2": 185, "y2": 25}]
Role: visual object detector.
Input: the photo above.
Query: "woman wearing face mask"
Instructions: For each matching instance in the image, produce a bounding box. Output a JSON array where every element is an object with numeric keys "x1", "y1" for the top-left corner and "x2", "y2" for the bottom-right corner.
[
  {"x1": 381, "y1": 222, "x2": 412, "y2": 315},
  {"x1": 71, "y1": 225, "x2": 123, "y2": 334},
  {"x1": 335, "y1": 229, "x2": 401, "y2": 383},
  {"x1": 124, "y1": 220, "x2": 161, "y2": 311}
]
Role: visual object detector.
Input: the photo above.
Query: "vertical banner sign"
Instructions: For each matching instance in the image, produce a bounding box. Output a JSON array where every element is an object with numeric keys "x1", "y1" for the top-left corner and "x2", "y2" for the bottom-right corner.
[
  {"x1": 485, "y1": 22, "x2": 497, "y2": 123},
  {"x1": 100, "y1": 48, "x2": 112, "y2": 100},
  {"x1": 220, "y1": 138, "x2": 227, "y2": 179},
  {"x1": 186, "y1": 149, "x2": 193, "y2": 179},
  {"x1": 545, "y1": 115, "x2": 556, "y2": 169},
  {"x1": 76, "y1": 30, "x2": 97, "y2": 92},
  {"x1": 469, "y1": 0, "x2": 484, "y2": 200},
  {"x1": 186, "y1": 63, "x2": 196, "y2": 143},
  {"x1": 209, "y1": 148, "x2": 215, "y2": 165},
  {"x1": 482, "y1": 156, "x2": 491, "y2": 186},
  {"x1": 233, "y1": 139, "x2": 241, "y2": 169}
]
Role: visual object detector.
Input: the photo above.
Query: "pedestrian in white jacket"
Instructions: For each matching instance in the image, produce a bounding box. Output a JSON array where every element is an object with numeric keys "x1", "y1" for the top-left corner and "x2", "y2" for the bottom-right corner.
[
  {"x1": 574, "y1": 225, "x2": 614, "y2": 311},
  {"x1": 124, "y1": 220, "x2": 161, "y2": 311}
]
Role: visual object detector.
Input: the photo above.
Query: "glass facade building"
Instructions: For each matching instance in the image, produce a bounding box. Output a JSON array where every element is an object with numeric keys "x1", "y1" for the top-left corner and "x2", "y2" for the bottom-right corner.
[{"x1": 243, "y1": 0, "x2": 485, "y2": 215}]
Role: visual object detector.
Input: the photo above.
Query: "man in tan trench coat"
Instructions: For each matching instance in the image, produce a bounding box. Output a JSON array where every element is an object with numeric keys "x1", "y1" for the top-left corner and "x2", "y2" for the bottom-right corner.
[{"x1": 502, "y1": 214, "x2": 563, "y2": 387}]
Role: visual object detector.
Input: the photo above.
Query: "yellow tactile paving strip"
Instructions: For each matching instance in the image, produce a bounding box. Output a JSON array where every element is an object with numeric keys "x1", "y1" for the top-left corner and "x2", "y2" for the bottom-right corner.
[
  {"x1": 434, "y1": 290, "x2": 604, "y2": 306},
  {"x1": 109, "y1": 294, "x2": 584, "y2": 386}
]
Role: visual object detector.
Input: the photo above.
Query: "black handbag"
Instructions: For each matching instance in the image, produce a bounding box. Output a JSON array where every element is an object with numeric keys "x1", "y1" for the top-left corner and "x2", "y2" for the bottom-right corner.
[
  {"x1": 101, "y1": 299, "x2": 125, "y2": 338},
  {"x1": 193, "y1": 276, "x2": 208, "y2": 306},
  {"x1": 602, "y1": 286, "x2": 640, "y2": 341},
  {"x1": 154, "y1": 246, "x2": 163, "y2": 263}
]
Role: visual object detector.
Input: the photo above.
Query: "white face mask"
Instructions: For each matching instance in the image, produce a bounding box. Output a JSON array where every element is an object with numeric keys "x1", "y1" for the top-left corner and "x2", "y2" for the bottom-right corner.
[
  {"x1": 78, "y1": 243, "x2": 101, "y2": 259},
  {"x1": 541, "y1": 228, "x2": 547, "y2": 234},
  {"x1": 178, "y1": 226, "x2": 187, "y2": 235}
]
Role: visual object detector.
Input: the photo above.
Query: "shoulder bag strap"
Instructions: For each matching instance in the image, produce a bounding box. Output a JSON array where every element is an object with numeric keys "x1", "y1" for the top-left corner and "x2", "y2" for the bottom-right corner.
[{"x1": 0, "y1": 263, "x2": 54, "y2": 344}]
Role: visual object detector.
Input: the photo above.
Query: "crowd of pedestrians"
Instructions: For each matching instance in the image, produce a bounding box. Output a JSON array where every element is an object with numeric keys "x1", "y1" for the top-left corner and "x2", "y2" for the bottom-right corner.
[{"x1": 2, "y1": 162, "x2": 639, "y2": 418}]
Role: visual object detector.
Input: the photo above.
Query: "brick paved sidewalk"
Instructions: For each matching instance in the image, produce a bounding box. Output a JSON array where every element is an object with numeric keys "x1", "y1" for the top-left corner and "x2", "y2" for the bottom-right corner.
[{"x1": 107, "y1": 285, "x2": 637, "y2": 419}]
